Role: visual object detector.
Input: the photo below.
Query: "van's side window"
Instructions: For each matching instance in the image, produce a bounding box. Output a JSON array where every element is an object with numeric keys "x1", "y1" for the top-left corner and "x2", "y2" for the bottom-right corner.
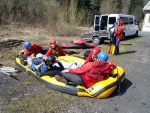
[
  {"x1": 120, "y1": 17, "x2": 128, "y2": 24},
  {"x1": 129, "y1": 18, "x2": 133, "y2": 24},
  {"x1": 109, "y1": 17, "x2": 116, "y2": 24},
  {"x1": 134, "y1": 19, "x2": 137, "y2": 24}
]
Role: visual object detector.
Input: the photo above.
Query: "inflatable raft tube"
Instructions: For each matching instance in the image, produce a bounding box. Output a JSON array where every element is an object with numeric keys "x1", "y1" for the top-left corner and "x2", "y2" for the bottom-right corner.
[
  {"x1": 15, "y1": 55, "x2": 125, "y2": 99},
  {"x1": 59, "y1": 42, "x2": 96, "y2": 49}
]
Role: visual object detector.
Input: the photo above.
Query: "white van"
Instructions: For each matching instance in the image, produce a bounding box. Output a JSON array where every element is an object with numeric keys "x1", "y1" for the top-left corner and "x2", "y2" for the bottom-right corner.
[{"x1": 94, "y1": 14, "x2": 139, "y2": 40}]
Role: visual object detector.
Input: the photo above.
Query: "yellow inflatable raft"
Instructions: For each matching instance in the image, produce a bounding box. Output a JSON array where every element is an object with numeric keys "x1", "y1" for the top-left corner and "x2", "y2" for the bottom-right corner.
[{"x1": 15, "y1": 55, "x2": 125, "y2": 99}]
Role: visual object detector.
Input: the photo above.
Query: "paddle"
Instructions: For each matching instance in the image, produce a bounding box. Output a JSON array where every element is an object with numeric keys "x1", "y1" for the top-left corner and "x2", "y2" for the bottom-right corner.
[
  {"x1": 108, "y1": 44, "x2": 115, "y2": 54},
  {"x1": 0, "y1": 66, "x2": 20, "y2": 81},
  {"x1": 0, "y1": 69, "x2": 20, "y2": 81}
]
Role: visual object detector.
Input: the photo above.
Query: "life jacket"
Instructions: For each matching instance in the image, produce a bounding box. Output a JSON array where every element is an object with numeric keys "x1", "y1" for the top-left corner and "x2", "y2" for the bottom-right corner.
[
  {"x1": 51, "y1": 47, "x2": 61, "y2": 57},
  {"x1": 83, "y1": 61, "x2": 111, "y2": 88},
  {"x1": 118, "y1": 26, "x2": 124, "y2": 37},
  {"x1": 31, "y1": 63, "x2": 49, "y2": 73},
  {"x1": 30, "y1": 58, "x2": 49, "y2": 73},
  {"x1": 115, "y1": 26, "x2": 124, "y2": 40}
]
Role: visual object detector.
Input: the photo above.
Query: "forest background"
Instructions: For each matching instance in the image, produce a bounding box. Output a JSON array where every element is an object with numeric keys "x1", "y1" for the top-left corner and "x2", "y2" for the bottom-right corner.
[{"x1": 0, "y1": 0, "x2": 149, "y2": 35}]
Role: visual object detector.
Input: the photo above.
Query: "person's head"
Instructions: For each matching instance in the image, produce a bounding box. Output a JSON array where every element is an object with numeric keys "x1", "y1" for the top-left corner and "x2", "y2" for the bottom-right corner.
[
  {"x1": 45, "y1": 55, "x2": 56, "y2": 67},
  {"x1": 36, "y1": 53, "x2": 43, "y2": 59},
  {"x1": 24, "y1": 41, "x2": 31, "y2": 49},
  {"x1": 92, "y1": 47, "x2": 101, "y2": 61},
  {"x1": 117, "y1": 17, "x2": 120, "y2": 21},
  {"x1": 93, "y1": 47, "x2": 101, "y2": 56},
  {"x1": 119, "y1": 20, "x2": 123, "y2": 26},
  {"x1": 50, "y1": 39, "x2": 56, "y2": 49},
  {"x1": 97, "y1": 52, "x2": 109, "y2": 61},
  {"x1": 116, "y1": 17, "x2": 120, "y2": 25}
]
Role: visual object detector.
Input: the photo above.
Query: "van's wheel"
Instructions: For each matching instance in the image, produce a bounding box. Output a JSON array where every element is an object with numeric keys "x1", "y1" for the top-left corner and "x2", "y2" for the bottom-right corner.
[
  {"x1": 122, "y1": 32, "x2": 125, "y2": 40},
  {"x1": 134, "y1": 31, "x2": 138, "y2": 37},
  {"x1": 92, "y1": 37, "x2": 100, "y2": 45}
]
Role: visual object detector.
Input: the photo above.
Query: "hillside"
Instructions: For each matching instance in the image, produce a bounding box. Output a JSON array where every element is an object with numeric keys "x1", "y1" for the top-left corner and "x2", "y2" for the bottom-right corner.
[{"x1": 0, "y1": 0, "x2": 147, "y2": 30}]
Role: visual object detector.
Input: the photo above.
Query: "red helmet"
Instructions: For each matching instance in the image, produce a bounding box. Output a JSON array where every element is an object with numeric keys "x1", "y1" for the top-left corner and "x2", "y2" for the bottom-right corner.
[
  {"x1": 92, "y1": 47, "x2": 101, "y2": 55},
  {"x1": 119, "y1": 20, "x2": 123, "y2": 25},
  {"x1": 50, "y1": 39, "x2": 56, "y2": 44}
]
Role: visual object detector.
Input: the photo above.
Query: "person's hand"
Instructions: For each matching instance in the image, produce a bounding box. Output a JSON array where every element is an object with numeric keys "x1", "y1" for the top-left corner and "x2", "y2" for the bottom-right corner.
[
  {"x1": 31, "y1": 54, "x2": 35, "y2": 58},
  {"x1": 61, "y1": 69, "x2": 69, "y2": 73}
]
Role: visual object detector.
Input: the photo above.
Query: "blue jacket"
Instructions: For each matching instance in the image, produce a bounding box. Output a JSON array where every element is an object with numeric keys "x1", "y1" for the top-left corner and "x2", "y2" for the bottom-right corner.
[{"x1": 31, "y1": 58, "x2": 49, "y2": 73}]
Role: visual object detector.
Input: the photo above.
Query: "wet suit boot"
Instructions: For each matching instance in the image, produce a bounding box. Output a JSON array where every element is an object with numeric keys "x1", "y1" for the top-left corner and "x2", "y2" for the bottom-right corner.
[{"x1": 115, "y1": 45, "x2": 119, "y2": 55}]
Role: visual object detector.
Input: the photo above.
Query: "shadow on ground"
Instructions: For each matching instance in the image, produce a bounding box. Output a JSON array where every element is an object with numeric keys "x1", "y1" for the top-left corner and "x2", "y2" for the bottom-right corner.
[
  {"x1": 119, "y1": 50, "x2": 136, "y2": 55},
  {"x1": 109, "y1": 78, "x2": 132, "y2": 98},
  {"x1": 122, "y1": 35, "x2": 141, "y2": 41}
]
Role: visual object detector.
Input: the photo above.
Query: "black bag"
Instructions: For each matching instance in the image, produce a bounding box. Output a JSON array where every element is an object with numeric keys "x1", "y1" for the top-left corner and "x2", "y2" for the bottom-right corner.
[{"x1": 83, "y1": 50, "x2": 91, "y2": 60}]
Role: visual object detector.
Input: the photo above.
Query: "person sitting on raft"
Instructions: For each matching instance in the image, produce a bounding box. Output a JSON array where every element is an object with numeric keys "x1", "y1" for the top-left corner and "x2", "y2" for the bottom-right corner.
[
  {"x1": 27, "y1": 53, "x2": 64, "y2": 78},
  {"x1": 20, "y1": 41, "x2": 47, "y2": 60},
  {"x1": 60, "y1": 52, "x2": 116, "y2": 88},
  {"x1": 45, "y1": 39, "x2": 68, "y2": 58},
  {"x1": 84, "y1": 47, "x2": 101, "y2": 64}
]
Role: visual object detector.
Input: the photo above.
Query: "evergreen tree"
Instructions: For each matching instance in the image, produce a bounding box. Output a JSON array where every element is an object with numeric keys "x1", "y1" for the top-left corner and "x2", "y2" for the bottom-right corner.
[
  {"x1": 128, "y1": 0, "x2": 143, "y2": 14},
  {"x1": 128, "y1": 0, "x2": 144, "y2": 22},
  {"x1": 75, "y1": 0, "x2": 100, "y2": 25},
  {"x1": 112, "y1": 0, "x2": 123, "y2": 13}
]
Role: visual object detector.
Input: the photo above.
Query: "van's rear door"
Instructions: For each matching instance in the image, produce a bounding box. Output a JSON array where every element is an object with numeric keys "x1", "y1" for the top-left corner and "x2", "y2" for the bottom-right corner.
[{"x1": 94, "y1": 15, "x2": 101, "y2": 31}]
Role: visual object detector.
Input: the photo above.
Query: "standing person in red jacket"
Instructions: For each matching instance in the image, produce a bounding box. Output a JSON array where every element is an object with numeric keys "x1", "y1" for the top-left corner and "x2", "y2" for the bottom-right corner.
[
  {"x1": 114, "y1": 20, "x2": 124, "y2": 55},
  {"x1": 84, "y1": 47, "x2": 101, "y2": 64},
  {"x1": 45, "y1": 39, "x2": 67, "y2": 57},
  {"x1": 61, "y1": 52, "x2": 116, "y2": 88}
]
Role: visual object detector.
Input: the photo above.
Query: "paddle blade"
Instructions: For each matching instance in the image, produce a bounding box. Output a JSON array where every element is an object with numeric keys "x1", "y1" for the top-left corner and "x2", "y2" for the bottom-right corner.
[
  {"x1": 111, "y1": 45, "x2": 115, "y2": 54},
  {"x1": 108, "y1": 45, "x2": 113, "y2": 54}
]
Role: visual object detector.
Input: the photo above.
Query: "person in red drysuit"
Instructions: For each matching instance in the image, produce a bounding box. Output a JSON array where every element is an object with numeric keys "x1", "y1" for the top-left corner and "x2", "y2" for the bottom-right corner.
[
  {"x1": 61, "y1": 52, "x2": 116, "y2": 88},
  {"x1": 23, "y1": 41, "x2": 43, "y2": 56},
  {"x1": 114, "y1": 20, "x2": 124, "y2": 55},
  {"x1": 45, "y1": 39, "x2": 67, "y2": 57},
  {"x1": 84, "y1": 47, "x2": 101, "y2": 64}
]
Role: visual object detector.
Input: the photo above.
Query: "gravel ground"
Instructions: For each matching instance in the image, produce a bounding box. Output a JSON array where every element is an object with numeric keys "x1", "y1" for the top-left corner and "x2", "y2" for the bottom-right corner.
[
  {"x1": 79, "y1": 31, "x2": 150, "y2": 113},
  {"x1": 0, "y1": 31, "x2": 150, "y2": 113}
]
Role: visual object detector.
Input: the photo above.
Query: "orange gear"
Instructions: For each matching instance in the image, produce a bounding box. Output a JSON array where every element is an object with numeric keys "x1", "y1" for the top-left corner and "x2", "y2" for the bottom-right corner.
[
  {"x1": 50, "y1": 39, "x2": 56, "y2": 44},
  {"x1": 92, "y1": 47, "x2": 101, "y2": 55}
]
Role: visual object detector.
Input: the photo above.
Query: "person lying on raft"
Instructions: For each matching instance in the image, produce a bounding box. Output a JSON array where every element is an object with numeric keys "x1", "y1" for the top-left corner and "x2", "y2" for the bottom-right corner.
[
  {"x1": 20, "y1": 41, "x2": 47, "y2": 60},
  {"x1": 84, "y1": 47, "x2": 101, "y2": 64},
  {"x1": 27, "y1": 53, "x2": 64, "y2": 78},
  {"x1": 60, "y1": 52, "x2": 116, "y2": 88},
  {"x1": 45, "y1": 39, "x2": 68, "y2": 58}
]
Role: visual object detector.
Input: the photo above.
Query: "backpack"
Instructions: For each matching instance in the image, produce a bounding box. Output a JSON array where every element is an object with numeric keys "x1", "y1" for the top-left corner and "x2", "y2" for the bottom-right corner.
[{"x1": 87, "y1": 61, "x2": 111, "y2": 81}]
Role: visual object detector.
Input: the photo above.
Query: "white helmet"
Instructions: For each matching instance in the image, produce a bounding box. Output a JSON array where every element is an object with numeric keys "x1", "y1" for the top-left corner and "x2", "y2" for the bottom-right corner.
[{"x1": 36, "y1": 53, "x2": 43, "y2": 58}]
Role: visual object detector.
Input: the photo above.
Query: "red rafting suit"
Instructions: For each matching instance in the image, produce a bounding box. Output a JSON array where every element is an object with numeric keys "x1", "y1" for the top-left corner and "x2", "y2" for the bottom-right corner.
[
  {"x1": 24, "y1": 43, "x2": 42, "y2": 56},
  {"x1": 69, "y1": 61, "x2": 109, "y2": 88},
  {"x1": 115, "y1": 26, "x2": 124, "y2": 40},
  {"x1": 45, "y1": 45, "x2": 67, "y2": 57}
]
